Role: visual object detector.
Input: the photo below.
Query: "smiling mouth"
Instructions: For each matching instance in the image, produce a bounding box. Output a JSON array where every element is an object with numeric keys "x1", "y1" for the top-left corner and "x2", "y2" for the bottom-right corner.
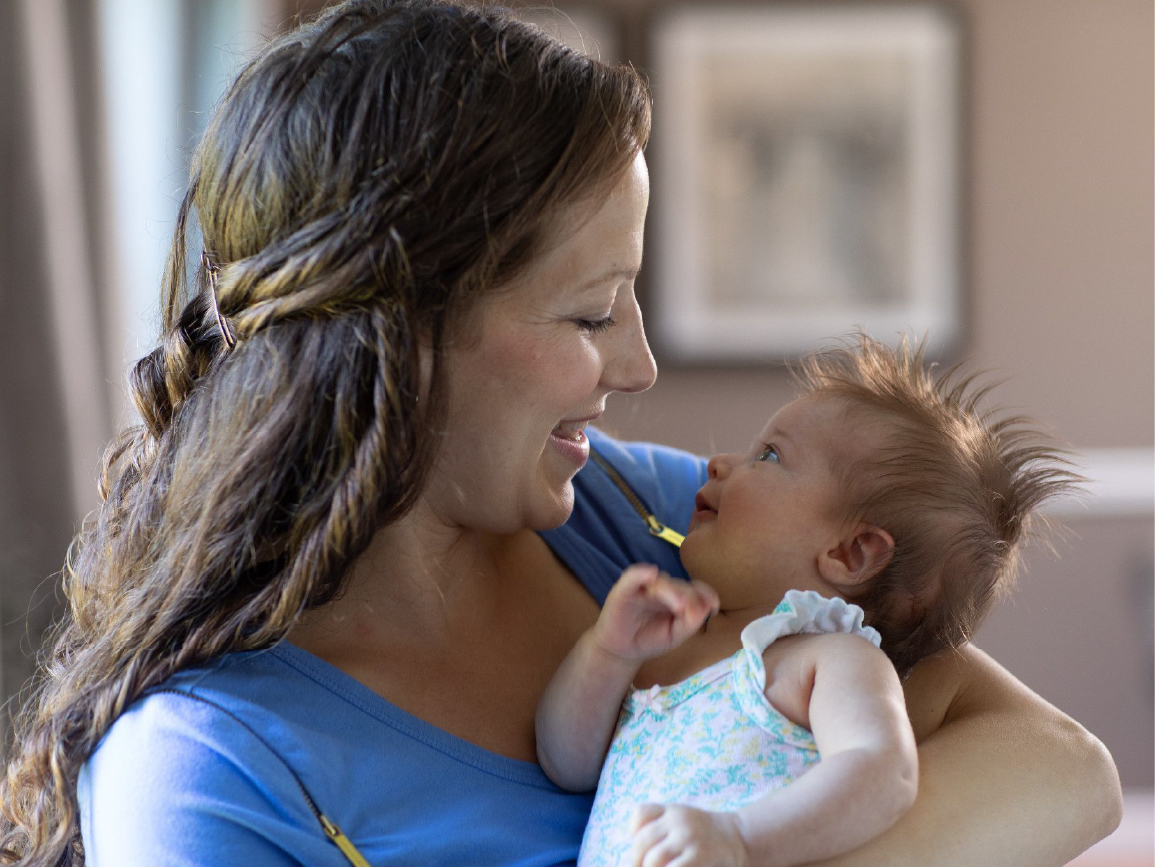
[
  {"x1": 550, "y1": 423, "x2": 587, "y2": 442},
  {"x1": 551, "y1": 410, "x2": 602, "y2": 442},
  {"x1": 547, "y1": 419, "x2": 594, "y2": 468}
]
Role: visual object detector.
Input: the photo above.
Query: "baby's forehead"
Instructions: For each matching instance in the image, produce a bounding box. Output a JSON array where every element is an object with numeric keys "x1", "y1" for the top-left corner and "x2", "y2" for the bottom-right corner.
[
  {"x1": 760, "y1": 394, "x2": 863, "y2": 434},
  {"x1": 760, "y1": 395, "x2": 895, "y2": 461}
]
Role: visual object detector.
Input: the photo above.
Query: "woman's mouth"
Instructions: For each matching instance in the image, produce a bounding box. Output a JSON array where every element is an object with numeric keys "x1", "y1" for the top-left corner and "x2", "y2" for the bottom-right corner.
[{"x1": 548, "y1": 422, "x2": 590, "y2": 466}]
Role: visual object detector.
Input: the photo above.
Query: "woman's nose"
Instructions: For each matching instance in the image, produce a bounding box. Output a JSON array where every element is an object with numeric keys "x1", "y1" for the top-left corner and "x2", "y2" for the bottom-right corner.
[{"x1": 603, "y1": 299, "x2": 657, "y2": 394}]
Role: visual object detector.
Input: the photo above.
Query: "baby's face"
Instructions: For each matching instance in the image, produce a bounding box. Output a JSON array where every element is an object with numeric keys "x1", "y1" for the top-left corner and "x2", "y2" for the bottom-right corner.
[{"x1": 681, "y1": 395, "x2": 867, "y2": 609}]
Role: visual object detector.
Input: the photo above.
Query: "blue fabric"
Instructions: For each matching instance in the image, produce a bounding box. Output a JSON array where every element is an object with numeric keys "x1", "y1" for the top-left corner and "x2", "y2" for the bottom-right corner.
[{"x1": 78, "y1": 428, "x2": 707, "y2": 866}]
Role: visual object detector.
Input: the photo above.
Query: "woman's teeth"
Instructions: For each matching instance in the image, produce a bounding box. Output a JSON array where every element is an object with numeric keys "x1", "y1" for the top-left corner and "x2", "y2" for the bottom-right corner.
[{"x1": 552, "y1": 424, "x2": 586, "y2": 441}]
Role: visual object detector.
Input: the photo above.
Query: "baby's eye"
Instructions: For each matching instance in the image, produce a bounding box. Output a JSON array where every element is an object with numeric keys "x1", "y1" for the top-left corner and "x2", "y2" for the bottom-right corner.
[{"x1": 757, "y1": 445, "x2": 780, "y2": 464}]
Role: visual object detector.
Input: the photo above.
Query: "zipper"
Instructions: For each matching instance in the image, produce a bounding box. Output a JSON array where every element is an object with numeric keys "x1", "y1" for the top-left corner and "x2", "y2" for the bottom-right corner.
[
  {"x1": 319, "y1": 815, "x2": 372, "y2": 867},
  {"x1": 588, "y1": 449, "x2": 685, "y2": 548}
]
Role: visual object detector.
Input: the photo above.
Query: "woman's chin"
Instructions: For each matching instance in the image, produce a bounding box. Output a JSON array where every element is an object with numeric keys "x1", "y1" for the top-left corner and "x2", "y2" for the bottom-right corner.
[{"x1": 524, "y1": 480, "x2": 576, "y2": 531}]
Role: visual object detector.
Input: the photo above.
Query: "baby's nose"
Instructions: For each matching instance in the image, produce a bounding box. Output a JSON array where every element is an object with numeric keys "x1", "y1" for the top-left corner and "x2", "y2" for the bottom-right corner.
[{"x1": 706, "y1": 453, "x2": 736, "y2": 480}]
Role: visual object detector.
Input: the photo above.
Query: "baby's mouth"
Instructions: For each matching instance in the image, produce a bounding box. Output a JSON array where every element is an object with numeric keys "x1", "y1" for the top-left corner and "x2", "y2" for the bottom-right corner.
[{"x1": 690, "y1": 491, "x2": 717, "y2": 527}]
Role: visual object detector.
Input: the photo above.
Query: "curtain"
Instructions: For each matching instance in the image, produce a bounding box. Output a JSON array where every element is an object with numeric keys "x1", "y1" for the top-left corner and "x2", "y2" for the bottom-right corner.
[{"x1": 0, "y1": 0, "x2": 111, "y2": 736}]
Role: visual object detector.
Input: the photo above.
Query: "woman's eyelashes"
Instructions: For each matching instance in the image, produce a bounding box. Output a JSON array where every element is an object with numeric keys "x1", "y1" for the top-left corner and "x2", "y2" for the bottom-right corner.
[
  {"x1": 756, "y1": 444, "x2": 780, "y2": 464},
  {"x1": 575, "y1": 315, "x2": 616, "y2": 334}
]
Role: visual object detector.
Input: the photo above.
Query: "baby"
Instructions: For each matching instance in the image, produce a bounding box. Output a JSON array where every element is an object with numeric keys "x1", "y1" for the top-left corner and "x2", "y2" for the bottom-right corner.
[{"x1": 536, "y1": 334, "x2": 1080, "y2": 867}]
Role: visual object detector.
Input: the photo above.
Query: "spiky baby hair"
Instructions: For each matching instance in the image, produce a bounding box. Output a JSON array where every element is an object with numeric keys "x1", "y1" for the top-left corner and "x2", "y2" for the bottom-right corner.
[{"x1": 794, "y1": 333, "x2": 1083, "y2": 676}]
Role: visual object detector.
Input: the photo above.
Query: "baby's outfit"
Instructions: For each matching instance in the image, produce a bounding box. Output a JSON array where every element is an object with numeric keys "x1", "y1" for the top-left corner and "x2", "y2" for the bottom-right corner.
[{"x1": 576, "y1": 590, "x2": 881, "y2": 867}]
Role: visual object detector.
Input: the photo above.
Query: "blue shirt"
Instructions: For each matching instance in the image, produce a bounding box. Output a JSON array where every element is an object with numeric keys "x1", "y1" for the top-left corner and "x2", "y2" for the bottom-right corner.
[{"x1": 78, "y1": 429, "x2": 707, "y2": 866}]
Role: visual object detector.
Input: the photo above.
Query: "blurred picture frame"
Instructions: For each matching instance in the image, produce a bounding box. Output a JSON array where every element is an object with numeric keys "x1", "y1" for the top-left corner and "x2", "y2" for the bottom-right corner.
[{"x1": 651, "y1": 5, "x2": 961, "y2": 361}]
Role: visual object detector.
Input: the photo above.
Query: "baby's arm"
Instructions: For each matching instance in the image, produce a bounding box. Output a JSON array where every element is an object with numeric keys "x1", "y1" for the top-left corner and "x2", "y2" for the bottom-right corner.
[
  {"x1": 535, "y1": 565, "x2": 718, "y2": 792},
  {"x1": 633, "y1": 632, "x2": 917, "y2": 867}
]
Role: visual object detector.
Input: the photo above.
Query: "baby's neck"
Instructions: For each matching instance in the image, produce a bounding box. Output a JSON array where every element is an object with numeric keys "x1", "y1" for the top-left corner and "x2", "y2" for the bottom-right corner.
[
  {"x1": 632, "y1": 607, "x2": 760, "y2": 689},
  {"x1": 632, "y1": 589, "x2": 843, "y2": 689}
]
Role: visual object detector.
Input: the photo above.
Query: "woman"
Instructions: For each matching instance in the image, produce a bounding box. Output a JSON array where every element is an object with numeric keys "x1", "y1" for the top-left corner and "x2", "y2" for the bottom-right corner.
[{"x1": 0, "y1": 1, "x2": 1120, "y2": 865}]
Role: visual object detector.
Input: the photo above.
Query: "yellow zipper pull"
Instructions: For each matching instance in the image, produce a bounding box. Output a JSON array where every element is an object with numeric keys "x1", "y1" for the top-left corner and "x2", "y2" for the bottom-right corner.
[
  {"x1": 320, "y1": 814, "x2": 373, "y2": 867},
  {"x1": 645, "y1": 515, "x2": 685, "y2": 548},
  {"x1": 589, "y1": 449, "x2": 684, "y2": 551}
]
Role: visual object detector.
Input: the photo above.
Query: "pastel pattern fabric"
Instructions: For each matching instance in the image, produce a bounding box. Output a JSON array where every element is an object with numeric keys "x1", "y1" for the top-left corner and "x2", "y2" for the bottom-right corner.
[{"x1": 577, "y1": 591, "x2": 881, "y2": 867}]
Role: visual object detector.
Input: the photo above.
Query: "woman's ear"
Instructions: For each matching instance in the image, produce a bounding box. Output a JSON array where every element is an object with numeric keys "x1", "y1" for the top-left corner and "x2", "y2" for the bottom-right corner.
[
  {"x1": 417, "y1": 329, "x2": 435, "y2": 403},
  {"x1": 818, "y1": 523, "x2": 894, "y2": 590}
]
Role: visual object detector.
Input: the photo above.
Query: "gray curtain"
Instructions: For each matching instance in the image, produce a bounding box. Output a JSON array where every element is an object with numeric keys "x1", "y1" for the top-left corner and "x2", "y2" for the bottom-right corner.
[{"x1": 0, "y1": 0, "x2": 107, "y2": 740}]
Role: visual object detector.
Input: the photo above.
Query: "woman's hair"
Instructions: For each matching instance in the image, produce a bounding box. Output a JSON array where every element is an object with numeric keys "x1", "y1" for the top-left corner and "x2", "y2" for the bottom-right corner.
[
  {"x1": 0, "y1": 1, "x2": 650, "y2": 862},
  {"x1": 795, "y1": 333, "x2": 1082, "y2": 676}
]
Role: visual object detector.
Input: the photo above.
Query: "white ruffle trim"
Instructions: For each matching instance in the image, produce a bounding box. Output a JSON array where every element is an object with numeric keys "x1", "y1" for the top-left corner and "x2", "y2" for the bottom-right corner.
[{"x1": 740, "y1": 589, "x2": 881, "y2": 656}]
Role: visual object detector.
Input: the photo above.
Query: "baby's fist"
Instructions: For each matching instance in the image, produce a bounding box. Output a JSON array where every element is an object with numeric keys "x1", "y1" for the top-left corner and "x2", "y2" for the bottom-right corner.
[
  {"x1": 630, "y1": 803, "x2": 750, "y2": 867},
  {"x1": 595, "y1": 566, "x2": 719, "y2": 663}
]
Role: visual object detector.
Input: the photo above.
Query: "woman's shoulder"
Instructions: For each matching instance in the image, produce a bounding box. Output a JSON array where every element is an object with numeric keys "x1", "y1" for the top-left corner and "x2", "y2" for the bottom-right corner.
[
  {"x1": 539, "y1": 430, "x2": 707, "y2": 603},
  {"x1": 81, "y1": 647, "x2": 332, "y2": 791},
  {"x1": 82, "y1": 643, "x2": 412, "y2": 785},
  {"x1": 81, "y1": 663, "x2": 302, "y2": 804},
  {"x1": 585, "y1": 428, "x2": 708, "y2": 508},
  {"x1": 80, "y1": 644, "x2": 596, "y2": 866},
  {"x1": 580, "y1": 427, "x2": 707, "y2": 540},
  {"x1": 79, "y1": 648, "x2": 343, "y2": 865}
]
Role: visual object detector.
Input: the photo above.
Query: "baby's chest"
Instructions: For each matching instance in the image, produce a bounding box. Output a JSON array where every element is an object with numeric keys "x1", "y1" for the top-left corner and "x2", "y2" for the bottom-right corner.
[
  {"x1": 634, "y1": 630, "x2": 742, "y2": 689},
  {"x1": 601, "y1": 674, "x2": 819, "y2": 808}
]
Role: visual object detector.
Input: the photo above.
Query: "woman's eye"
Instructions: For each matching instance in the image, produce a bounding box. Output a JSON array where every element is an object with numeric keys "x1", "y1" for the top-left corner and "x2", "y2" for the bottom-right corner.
[
  {"x1": 757, "y1": 445, "x2": 780, "y2": 464},
  {"x1": 576, "y1": 316, "x2": 616, "y2": 334}
]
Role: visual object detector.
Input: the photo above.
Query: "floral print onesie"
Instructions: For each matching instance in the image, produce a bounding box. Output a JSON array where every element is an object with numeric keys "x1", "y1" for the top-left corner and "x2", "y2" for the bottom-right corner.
[{"x1": 577, "y1": 590, "x2": 881, "y2": 867}]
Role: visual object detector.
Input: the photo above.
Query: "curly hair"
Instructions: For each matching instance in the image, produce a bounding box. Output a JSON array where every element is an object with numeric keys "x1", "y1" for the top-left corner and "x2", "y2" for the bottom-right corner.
[
  {"x1": 0, "y1": 1, "x2": 651, "y2": 862},
  {"x1": 795, "y1": 334, "x2": 1082, "y2": 676}
]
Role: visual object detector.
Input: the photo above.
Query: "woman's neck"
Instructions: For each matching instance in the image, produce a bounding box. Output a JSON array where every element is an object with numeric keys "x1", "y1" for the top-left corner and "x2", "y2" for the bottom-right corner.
[{"x1": 289, "y1": 500, "x2": 515, "y2": 650}]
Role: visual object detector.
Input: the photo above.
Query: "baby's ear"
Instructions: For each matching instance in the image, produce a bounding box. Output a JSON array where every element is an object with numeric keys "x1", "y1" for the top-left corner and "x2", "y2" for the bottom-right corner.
[{"x1": 818, "y1": 523, "x2": 894, "y2": 590}]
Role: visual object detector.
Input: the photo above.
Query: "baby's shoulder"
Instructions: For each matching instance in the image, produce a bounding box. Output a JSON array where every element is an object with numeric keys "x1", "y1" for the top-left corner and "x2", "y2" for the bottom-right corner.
[
  {"x1": 764, "y1": 630, "x2": 891, "y2": 683},
  {"x1": 762, "y1": 633, "x2": 890, "y2": 727}
]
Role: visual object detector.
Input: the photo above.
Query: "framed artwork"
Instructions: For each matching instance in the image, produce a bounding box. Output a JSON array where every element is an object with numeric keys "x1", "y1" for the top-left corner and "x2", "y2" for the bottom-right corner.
[{"x1": 650, "y1": 5, "x2": 961, "y2": 361}]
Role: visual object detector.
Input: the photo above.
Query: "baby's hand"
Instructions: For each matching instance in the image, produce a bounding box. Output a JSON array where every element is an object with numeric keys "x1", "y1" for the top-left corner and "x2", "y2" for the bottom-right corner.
[
  {"x1": 593, "y1": 565, "x2": 719, "y2": 664},
  {"x1": 631, "y1": 803, "x2": 750, "y2": 867}
]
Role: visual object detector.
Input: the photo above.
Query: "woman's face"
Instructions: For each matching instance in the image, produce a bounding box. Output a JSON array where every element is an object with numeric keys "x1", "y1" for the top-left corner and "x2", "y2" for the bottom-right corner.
[{"x1": 426, "y1": 153, "x2": 656, "y2": 533}]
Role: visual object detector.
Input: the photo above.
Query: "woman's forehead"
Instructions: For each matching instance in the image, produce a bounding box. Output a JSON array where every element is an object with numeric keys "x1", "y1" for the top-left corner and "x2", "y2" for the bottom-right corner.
[{"x1": 501, "y1": 157, "x2": 648, "y2": 300}]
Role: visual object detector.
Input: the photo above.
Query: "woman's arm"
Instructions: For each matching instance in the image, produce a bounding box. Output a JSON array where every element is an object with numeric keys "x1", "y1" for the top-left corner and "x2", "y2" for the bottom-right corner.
[{"x1": 805, "y1": 643, "x2": 1122, "y2": 867}]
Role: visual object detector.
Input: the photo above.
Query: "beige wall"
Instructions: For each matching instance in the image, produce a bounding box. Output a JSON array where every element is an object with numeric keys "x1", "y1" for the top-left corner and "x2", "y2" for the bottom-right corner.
[
  {"x1": 604, "y1": 0, "x2": 1152, "y2": 452},
  {"x1": 596, "y1": 0, "x2": 1153, "y2": 785}
]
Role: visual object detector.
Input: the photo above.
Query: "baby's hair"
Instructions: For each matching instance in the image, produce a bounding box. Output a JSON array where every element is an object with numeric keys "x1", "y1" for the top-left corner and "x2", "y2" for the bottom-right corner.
[{"x1": 794, "y1": 333, "x2": 1082, "y2": 676}]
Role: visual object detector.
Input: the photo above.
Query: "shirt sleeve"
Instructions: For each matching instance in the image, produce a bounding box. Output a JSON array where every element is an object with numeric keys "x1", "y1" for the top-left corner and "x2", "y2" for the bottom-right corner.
[{"x1": 79, "y1": 692, "x2": 348, "y2": 867}]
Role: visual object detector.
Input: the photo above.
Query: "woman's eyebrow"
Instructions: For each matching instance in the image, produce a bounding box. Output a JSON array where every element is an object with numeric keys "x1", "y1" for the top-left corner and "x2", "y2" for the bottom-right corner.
[{"x1": 579, "y1": 267, "x2": 639, "y2": 291}]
